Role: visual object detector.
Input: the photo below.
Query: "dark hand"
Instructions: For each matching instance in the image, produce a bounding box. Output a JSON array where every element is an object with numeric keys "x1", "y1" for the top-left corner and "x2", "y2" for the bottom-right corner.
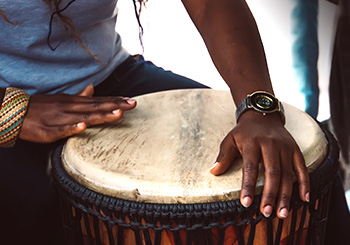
[
  {"x1": 19, "y1": 85, "x2": 137, "y2": 143},
  {"x1": 210, "y1": 110, "x2": 310, "y2": 219}
]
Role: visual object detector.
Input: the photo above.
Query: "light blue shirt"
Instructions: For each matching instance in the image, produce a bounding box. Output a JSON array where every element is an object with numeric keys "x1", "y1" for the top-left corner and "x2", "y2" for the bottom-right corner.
[{"x1": 0, "y1": 0, "x2": 129, "y2": 95}]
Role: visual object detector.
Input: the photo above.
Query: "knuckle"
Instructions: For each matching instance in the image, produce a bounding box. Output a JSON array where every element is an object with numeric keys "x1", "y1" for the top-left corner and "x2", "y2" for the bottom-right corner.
[
  {"x1": 56, "y1": 125, "x2": 72, "y2": 137},
  {"x1": 279, "y1": 194, "x2": 291, "y2": 203},
  {"x1": 282, "y1": 171, "x2": 295, "y2": 181},
  {"x1": 56, "y1": 126, "x2": 66, "y2": 133},
  {"x1": 219, "y1": 139, "x2": 229, "y2": 150},
  {"x1": 82, "y1": 113, "x2": 90, "y2": 120},
  {"x1": 217, "y1": 152, "x2": 229, "y2": 162},
  {"x1": 266, "y1": 168, "x2": 281, "y2": 177},
  {"x1": 264, "y1": 193, "x2": 277, "y2": 202},
  {"x1": 221, "y1": 133, "x2": 236, "y2": 148},
  {"x1": 298, "y1": 161, "x2": 308, "y2": 171},
  {"x1": 300, "y1": 178, "x2": 310, "y2": 186},
  {"x1": 91, "y1": 102, "x2": 99, "y2": 109},
  {"x1": 242, "y1": 181, "x2": 256, "y2": 193},
  {"x1": 243, "y1": 162, "x2": 257, "y2": 173},
  {"x1": 42, "y1": 112, "x2": 60, "y2": 126},
  {"x1": 242, "y1": 138, "x2": 255, "y2": 148},
  {"x1": 40, "y1": 128, "x2": 58, "y2": 143},
  {"x1": 265, "y1": 136, "x2": 277, "y2": 147},
  {"x1": 114, "y1": 98, "x2": 123, "y2": 106}
]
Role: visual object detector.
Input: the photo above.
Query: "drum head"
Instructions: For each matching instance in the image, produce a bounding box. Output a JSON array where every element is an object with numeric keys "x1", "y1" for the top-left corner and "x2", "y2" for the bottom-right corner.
[{"x1": 61, "y1": 89, "x2": 327, "y2": 204}]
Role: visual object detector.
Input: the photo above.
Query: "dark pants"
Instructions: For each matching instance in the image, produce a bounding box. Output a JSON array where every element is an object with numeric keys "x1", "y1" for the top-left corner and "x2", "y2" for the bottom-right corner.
[{"x1": 0, "y1": 55, "x2": 208, "y2": 244}]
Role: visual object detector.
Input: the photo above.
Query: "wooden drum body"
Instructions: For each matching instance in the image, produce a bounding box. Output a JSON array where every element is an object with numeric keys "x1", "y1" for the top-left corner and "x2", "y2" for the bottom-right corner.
[{"x1": 51, "y1": 89, "x2": 339, "y2": 245}]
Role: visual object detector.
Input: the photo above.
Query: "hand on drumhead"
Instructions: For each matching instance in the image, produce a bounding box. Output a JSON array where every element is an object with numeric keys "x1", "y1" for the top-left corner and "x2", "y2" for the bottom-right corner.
[
  {"x1": 19, "y1": 84, "x2": 137, "y2": 143},
  {"x1": 210, "y1": 110, "x2": 310, "y2": 219}
]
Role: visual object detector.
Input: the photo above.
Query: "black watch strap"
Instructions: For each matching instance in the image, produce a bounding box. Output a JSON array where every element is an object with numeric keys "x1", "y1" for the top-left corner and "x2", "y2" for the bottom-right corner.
[{"x1": 235, "y1": 91, "x2": 285, "y2": 124}]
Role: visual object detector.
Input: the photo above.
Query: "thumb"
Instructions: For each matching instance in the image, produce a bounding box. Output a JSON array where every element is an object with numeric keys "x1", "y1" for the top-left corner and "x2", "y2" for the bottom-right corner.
[
  {"x1": 77, "y1": 84, "x2": 94, "y2": 97},
  {"x1": 210, "y1": 133, "x2": 240, "y2": 175}
]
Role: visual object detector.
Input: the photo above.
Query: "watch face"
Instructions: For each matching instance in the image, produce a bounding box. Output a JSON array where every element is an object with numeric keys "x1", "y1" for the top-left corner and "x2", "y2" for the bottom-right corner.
[{"x1": 250, "y1": 92, "x2": 279, "y2": 113}]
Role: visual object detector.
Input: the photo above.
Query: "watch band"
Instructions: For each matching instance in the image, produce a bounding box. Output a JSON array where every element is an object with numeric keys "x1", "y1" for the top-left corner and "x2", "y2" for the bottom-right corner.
[{"x1": 235, "y1": 91, "x2": 285, "y2": 124}]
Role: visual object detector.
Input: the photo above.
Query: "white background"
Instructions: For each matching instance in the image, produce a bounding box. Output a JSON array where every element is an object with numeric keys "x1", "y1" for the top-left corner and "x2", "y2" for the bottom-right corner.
[{"x1": 116, "y1": 0, "x2": 339, "y2": 121}]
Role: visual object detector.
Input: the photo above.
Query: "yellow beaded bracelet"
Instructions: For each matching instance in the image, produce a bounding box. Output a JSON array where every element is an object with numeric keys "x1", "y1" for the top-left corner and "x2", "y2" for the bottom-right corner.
[{"x1": 0, "y1": 87, "x2": 30, "y2": 148}]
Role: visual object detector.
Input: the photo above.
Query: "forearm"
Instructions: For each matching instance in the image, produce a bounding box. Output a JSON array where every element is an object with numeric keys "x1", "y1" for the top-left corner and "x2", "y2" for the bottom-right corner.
[{"x1": 182, "y1": 0, "x2": 273, "y2": 105}]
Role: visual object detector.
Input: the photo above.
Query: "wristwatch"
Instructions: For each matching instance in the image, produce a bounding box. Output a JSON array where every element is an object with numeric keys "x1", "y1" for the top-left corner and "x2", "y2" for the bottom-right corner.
[{"x1": 235, "y1": 91, "x2": 285, "y2": 124}]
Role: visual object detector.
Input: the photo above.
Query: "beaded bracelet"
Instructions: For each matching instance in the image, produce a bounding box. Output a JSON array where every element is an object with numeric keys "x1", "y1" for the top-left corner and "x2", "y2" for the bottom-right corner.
[{"x1": 0, "y1": 87, "x2": 30, "y2": 148}]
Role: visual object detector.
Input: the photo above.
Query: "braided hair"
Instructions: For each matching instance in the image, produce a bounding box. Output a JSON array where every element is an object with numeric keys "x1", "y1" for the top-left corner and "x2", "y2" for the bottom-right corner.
[{"x1": 46, "y1": 0, "x2": 103, "y2": 62}]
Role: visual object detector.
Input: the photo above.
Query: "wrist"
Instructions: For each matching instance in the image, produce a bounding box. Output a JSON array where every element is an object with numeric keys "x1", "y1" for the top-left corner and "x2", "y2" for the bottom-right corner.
[
  {"x1": 235, "y1": 91, "x2": 285, "y2": 125},
  {"x1": 237, "y1": 109, "x2": 285, "y2": 126}
]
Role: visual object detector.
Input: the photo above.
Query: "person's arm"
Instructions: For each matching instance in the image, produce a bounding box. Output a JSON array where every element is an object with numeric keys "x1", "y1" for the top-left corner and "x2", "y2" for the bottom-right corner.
[{"x1": 182, "y1": 0, "x2": 310, "y2": 219}]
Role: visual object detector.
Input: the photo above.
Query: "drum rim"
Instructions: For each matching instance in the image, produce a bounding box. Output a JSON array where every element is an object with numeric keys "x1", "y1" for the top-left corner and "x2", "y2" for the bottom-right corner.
[
  {"x1": 60, "y1": 89, "x2": 329, "y2": 204},
  {"x1": 51, "y1": 124, "x2": 339, "y2": 232}
]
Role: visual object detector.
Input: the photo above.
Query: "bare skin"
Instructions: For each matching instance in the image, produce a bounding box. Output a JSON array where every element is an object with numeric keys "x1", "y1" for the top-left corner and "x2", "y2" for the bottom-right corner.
[
  {"x1": 15, "y1": 85, "x2": 137, "y2": 143},
  {"x1": 182, "y1": 0, "x2": 310, "y2": 219}
]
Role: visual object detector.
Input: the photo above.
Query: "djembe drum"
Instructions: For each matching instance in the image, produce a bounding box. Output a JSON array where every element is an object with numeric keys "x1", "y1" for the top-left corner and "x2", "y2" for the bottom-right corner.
[{"x1": 51, "y1": 89, "x2": 339, "y2": 245}]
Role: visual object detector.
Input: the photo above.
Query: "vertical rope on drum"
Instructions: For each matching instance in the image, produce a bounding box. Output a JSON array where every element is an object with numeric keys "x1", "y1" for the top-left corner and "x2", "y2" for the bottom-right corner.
[
  {"x1": 142, "y1": 228, "x2": 152, "y2": 245},
  {"x1": 295, "y1": 204, "x2": 308, "y2": 245},
  {"x1": 237, "y1": 225, "x2": 245, "y2": 245},
  {"x1": 68, "y1": 204, "x2": 84, "y2": 244},
  {"x1": 217, "y1": 227, "x2": 226, "y2": 245},
  {"x1": 66, "y1": 201, "x2": 75, "y2": 242},
  {"x1": 314, "y1": 196, "x2": 325, "y2": 245},
  {"x1": 193, "y1": 229, "x2": 203, "y2": 244},
  {"x1": 247, "y1": 222, "x2": 257, "y2": 245},
  {"x1": 267, "y1": 218, "x2": 273, "y2": 245},
  {"x1": 154, "y1": 230, "x2": 162, "y2": 245},
  {"x1": 306, "y1": 200, "x2": 317, "y2": 244},
  {"x1": 117, "y1": 226, "x2": 124, "y2": 245},
  {"x1": 92, "y1": 215, "x2": 102, "y2": 245},
  {"x1": 104, "y1": 221, "x2": 115, "y2": 245},
  {"x1": 75, "y1": 212, "x2": 84, "y2": 244},
  {"x1": 192, "y1": 228, "x2": 213, "y2": 245},
  {"x1": 82, "y1": 212, "x2": 94, "y2": 245},
  {"x1": 172, "y1": 230, "x2": 181, "y2": 245},
  {"x1": 205, "y1": 229, "x2": 214, "y2": 245},
  {"x1": 185, "y1": 229, "x2": 193, "y2": 245},
  {"x1": 133, "y1": 228, "x2": 142, "y2": 245},
  {"x1": 314, "y1": 192, "x2": 327, "y2": 245},
  {"x1": 288, "y1": 205, "x2": 299, "y2": 245},
  {"x1": 58, "y1": 195, "x2": 70, "y2": 244},
  {"x1": 319, "y1": 186, "x2": 333, "y2": 244},
  {"x1": 274, "y1": 219, "x2": 284, "y2": 244}
]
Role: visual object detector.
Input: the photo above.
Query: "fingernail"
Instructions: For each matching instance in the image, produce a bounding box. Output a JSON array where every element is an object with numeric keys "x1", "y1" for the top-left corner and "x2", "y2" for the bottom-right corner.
[
  {"x1": 242, "y1": 196, "x2": 252, "y2": 208},
  {"x1": 76, "y1": 122, "x2": 85, "y2": 128},
  {"x1": 126, "y1": 99, "x2": 135, "y2": 104},
  {"x1": 263, "y1": 205, "x2": 272, "y2": 218},
  {"x1": 112, "y1": 109, "x2": 121, "y2": 115},
  {"x1": 209, "y1": 162, "x2": 219, "y2": 171},
  {"x1": 279, "y1": 208, "x2": 288, "y2": 218},
  {"x1": 305, "y1": 192, "x2": 310, "y2": 203}
]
